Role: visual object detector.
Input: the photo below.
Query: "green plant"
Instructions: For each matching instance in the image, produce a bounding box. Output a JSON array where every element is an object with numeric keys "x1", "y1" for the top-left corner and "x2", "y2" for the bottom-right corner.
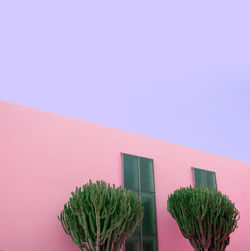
[
  {"x1": 58, "y1": 180, "x2": 143, "y2": 251},
  {"x1": 167, "y1": 186, "x2": 239, "y2": 251}
]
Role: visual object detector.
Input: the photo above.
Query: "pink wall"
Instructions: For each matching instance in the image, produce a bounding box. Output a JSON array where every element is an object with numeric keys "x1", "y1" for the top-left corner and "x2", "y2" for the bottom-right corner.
[{"x1": 1, "y1": 100, "x2": 250, "y2": 251}]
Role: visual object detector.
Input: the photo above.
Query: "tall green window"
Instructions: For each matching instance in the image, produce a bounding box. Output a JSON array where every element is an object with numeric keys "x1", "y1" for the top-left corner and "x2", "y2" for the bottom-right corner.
[
  {"x1": 122, "y1": 153, "x2": 158, "y2": 251},
  {"x1": 193, "y1": 167, "x2": 217, "y2": 189}
]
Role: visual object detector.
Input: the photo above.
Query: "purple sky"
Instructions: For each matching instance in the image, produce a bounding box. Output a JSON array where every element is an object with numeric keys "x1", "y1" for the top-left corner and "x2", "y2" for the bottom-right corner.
[{"x1": 0, "y1": 1, "x2": 249, "y2": 162}]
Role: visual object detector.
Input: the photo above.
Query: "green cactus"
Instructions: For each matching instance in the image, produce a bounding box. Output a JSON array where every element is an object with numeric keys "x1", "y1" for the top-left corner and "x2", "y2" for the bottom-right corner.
[
  {"x1": 58, "y1": 180, "x2": 143, "y2": 251},
  {"x1": 167, "y1": 186, "x2": 239, "y2": 251}
]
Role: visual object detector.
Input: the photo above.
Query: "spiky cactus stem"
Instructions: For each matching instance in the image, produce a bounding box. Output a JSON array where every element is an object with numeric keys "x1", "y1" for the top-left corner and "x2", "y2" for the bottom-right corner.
[
  {"x1": 167, "y1": 186, "x2": 239, "y2": 251},
  {"x1": 58, "y1": 180, "x2": 143, "y2": 251}
]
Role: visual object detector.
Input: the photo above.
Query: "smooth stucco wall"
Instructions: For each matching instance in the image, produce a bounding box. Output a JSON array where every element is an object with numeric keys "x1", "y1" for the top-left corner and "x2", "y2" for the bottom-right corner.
[{"x1": 1, "y1": 100, "x2": 250, "y2": 251}]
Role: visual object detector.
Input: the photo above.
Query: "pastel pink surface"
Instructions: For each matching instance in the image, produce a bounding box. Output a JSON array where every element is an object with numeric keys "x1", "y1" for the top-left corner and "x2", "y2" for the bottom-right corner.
[{"x1": 0, "y1": 100, "x2": 249, "y2": 250}]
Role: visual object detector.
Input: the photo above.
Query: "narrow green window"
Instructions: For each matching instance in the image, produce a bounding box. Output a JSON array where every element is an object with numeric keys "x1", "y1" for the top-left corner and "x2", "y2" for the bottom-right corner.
[
  {"x1": 123, "y1": 154, "x2": 139, "y2": 191},
  {"x1": 206, "y1": 170, "x2": 217, "y2": 188},
  {"x1": 122, "y1": 153, "x2": 158, "y2": 251},
  {"x1": 193, "y1": 168, "x2": 206, "y2": 187},
  {"x1": 193, "y1": 167, "x2": 217, "y2": 189}
]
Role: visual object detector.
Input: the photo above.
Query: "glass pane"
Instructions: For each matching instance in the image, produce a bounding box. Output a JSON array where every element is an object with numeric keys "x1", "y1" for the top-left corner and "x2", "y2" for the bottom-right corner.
[
  {"x1": 141, "y1": 192, "x2": 157, "y2": 234},
  {"x1": 130, "y1": 191, "x2": 141, "y2": 235},
  {"x1": 123, "y1": 154, "x2": 139, "y2": 191},
  {"x1": 206, "y1": 171, "x2": 217, "y2": 189},
  {"x1": 134, "y1": 224, "x2": 141, "y2": 235},
  {"x1": 139, "y1": 157, "x2": 154, "y2": 192},
  {"x1": 194, "y1": 168, "x2": 206, "y2": 187},
  {"x1": 142, "y1": 235, "x2": 158, "y2": 251},
  {"x1": 125, "y1": 235, "x2": 141, "y2": 251}
]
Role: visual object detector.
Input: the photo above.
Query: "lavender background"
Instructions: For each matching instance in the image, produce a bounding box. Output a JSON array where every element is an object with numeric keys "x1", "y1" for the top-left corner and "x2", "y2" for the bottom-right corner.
[{"x1": 0, "y1": 1, "x2": 249, "y2": 162}]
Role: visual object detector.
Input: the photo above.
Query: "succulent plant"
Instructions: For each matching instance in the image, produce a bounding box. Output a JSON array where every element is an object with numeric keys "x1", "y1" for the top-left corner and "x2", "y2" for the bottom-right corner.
[
  {"x1": 167, "y1": 186, "x2": 239, "y2": 251},
  {"x1": 58, "y1": 180, "x2": 143, "y2": 251}
]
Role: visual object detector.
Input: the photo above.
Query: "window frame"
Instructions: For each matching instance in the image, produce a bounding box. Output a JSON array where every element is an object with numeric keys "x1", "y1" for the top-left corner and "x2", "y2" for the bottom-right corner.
[
  {"x1": 192, "y1": 167, "x2": 218, "y2": 189},
  {"x1": 122, "y1": 153, "x2": 158, "y2": 251}
]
